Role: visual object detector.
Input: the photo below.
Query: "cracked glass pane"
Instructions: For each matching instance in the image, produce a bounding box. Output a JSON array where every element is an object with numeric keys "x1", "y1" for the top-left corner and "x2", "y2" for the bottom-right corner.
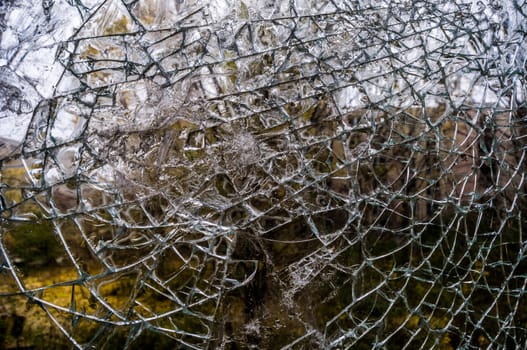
[{"x1": 1, "y1": 0, "x2": 526, "y2": 349}]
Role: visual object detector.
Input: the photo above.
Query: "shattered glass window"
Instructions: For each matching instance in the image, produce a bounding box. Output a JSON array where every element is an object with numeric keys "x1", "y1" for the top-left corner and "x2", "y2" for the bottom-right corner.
[{"x1": 1, "y1": 0, "x2": 526, "y2": 348}]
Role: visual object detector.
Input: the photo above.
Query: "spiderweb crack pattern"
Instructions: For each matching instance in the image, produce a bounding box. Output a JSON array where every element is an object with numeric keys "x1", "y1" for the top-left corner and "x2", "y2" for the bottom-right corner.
[{"x1": 0, "y1": 0, "x2": 526, "y2": 349}]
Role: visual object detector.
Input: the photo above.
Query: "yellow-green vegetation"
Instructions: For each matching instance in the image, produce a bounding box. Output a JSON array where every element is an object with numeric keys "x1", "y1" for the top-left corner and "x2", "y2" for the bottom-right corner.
[
  {"x1": 1, "y1": 139, "x2": 525, "y2": 350},
  {"x1": 0, "y1": 160, "x2": 41, "y2": 209},
  {"x1": 1, "y1": 210, "x2": 525, "y2": 349},
  {"x1": 103, "y1": 16, "x2": 130, "y2": 35},
  {"x1": 0, "y1": 259, "x2": 200, "y2": 349},
  {"x1": 0, "y1": 267, "x2": 79, "y2": 349},
  {"x1": 1, "y1": 165, "x2": 26, "y2": 187},
  {"x1": 3, "y1": 220, "x2": 63, "y2": 268},
  {"x1": 79, "y1": 44, "x2": 101, "y2": 60}
]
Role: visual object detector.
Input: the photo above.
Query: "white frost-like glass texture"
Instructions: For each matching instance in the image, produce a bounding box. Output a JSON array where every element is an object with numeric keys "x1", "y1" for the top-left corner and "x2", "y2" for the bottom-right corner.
[{"x1": 0, "y1": 0, "x2": 526, "y2": 349}]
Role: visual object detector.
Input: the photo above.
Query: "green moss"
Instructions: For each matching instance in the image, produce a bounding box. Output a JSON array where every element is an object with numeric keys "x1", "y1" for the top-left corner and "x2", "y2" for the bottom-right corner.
[{"x1": 3, "y1": 220, "x2": 63, "y2": 269}]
